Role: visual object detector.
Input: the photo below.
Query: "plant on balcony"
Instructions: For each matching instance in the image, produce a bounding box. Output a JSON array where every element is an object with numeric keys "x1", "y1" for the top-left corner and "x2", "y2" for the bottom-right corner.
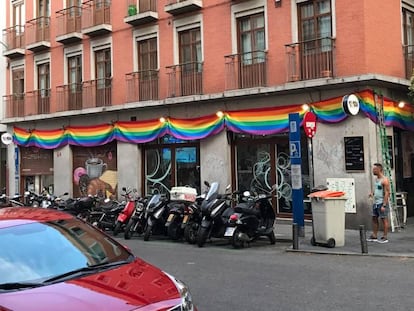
[{"x1": 128, "y1": 4, "x2": 137, "y2": 16}]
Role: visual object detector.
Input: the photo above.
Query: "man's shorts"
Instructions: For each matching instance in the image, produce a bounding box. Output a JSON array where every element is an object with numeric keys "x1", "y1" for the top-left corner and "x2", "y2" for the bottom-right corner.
[{"x1": 372, "y1": 203, "x2": 389, "y2": 218}]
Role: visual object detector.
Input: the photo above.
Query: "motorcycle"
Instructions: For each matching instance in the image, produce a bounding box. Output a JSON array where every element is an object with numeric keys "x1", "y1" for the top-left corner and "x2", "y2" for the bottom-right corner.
[
  {"x1": 113, "y1": 187, "x2": 139, "y2": 236},
  {"x1": 92, "y1": 198, "x2": 124, "y2": 231},
  {"x1": 196, "y1": 182, "x2": 233, "y2": 247},
  {"x1": 224, "y1": 186, "x2": 277, "y2": 249},
  {"x1": 59, "y1": 195, "x2": 100, "y2": 222},
  {"x1": 143, "y1": 193, "x2": 169, "y2": 241},
  {"x1": 165, "y1": 186, "x2": 198, "y2": 241},
  {"x1": 182, "y1": 197, "x2": 203, "y2": 244},
  {"x1": 123, "y1": 196, "x2": 148, "y2": 240}
]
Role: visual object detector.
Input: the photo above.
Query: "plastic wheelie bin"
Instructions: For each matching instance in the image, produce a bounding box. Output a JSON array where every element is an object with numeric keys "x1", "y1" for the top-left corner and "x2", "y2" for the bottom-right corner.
[{"x1": 308, "y1": 190, "x2": 347, "y2": 248}]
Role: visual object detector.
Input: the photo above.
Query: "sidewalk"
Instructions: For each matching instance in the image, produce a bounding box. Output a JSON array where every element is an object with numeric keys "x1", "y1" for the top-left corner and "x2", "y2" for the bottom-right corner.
[{"x1": 275, "y1": 218, "x2": 414, "y2": 258}]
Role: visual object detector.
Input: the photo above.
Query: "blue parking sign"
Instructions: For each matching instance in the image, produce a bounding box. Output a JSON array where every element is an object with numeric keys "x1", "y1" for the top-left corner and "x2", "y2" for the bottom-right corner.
[{"x1": 290, "y1": 141, "x2": 301, "y2": 158}]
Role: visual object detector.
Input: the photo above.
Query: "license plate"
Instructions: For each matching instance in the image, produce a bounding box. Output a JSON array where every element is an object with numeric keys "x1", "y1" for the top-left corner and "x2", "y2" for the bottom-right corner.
[
  {"x1": 182, "y1": 215, "x2": 189, "y2": 224},
  {"x1": 224, "y1": 227, "x2": 235, "y2": 237},
  {"x1": 167, "y1": 214, "x2": 174, "y2": 222}
]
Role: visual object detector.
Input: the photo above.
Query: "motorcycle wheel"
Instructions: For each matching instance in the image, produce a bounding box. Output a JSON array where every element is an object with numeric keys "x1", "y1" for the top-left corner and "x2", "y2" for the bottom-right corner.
[
  {"x1": 197, "y1": 227, "x2": 209, "y2": 248},
  {"x1": 184, "y1": 222, "x2": 198, "y2": 244},
  {"x1": 113, "y1": 221, "x2": 122, "y2": 237},
  {"x1": 167, "y1": 220, "x2": 181, "y2": 240},
  {"x1": 144, "y1": 225, "x2": 152, "y2": 241},
  {"x1": 268, "y1": 230, "x2": 276, "y2": 245},
  {"x1": 124, "y1": 218, "x2": 137, "y2": 240},
  {"x1": 231, "y1": 228, "x2": 245, "y2": 249}
]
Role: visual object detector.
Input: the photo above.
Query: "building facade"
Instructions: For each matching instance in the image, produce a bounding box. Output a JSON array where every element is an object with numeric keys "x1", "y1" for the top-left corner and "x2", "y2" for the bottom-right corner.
[{"x1": 2, "y1": 0, "x2": 414, "y2": 228}]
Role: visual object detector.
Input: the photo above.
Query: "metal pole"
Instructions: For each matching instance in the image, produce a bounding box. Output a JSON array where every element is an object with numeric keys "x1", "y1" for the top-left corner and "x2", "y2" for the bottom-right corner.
[
  {"x1": 359, "y1": 225, "x2": 368, "y2": 254},
  {"x1": 292, "y1": 223, "x2": 299, "y2": 250}
]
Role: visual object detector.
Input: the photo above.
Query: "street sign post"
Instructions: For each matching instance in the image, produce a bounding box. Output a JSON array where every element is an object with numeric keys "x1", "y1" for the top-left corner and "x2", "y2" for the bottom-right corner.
[{"x1": 289, "y1": 113, "x2": 304, "y2": 236}]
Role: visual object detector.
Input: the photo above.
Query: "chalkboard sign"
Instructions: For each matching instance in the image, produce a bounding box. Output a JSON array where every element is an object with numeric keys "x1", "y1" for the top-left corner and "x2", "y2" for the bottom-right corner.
[{"x1": 344, "y1": 136, "x2": 364, "y2": 171}]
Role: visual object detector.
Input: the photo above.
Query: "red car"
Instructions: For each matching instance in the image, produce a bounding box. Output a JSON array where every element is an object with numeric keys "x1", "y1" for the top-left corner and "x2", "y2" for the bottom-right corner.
[{"x1": 0, "y1": 207, "x2": 197, "y2": 311}]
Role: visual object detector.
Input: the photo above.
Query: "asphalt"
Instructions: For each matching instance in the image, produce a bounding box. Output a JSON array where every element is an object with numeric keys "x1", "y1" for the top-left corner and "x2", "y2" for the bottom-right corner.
[{"x1": 275, "y1": 217, "x2": 414, "y2": 258}]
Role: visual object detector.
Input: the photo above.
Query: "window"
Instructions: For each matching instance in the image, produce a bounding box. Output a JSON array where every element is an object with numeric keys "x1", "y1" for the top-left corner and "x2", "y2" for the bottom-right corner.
[
  {"x1": 237, "y1": 13, "x2": 265, "y2": 64},
  {"x1": 95, "y1": 48, "x2": 111, "y2": 106},
  {"x1": 13, "y1": 1, "x2": 24, "y2": 27},
  {"x1": 38, "y1": 63, "x2": 50, "y2": 97},
  {"x1": 299, "y1": 0, "x2": 332, "y2": 47},
  {"x1": 38, "y1": 0, "x2": 50, "y2": 17},
  {"x1": 137, "y1": 37, "x2": 158, "y2": 100},
  {"x1": 179, "y1": 28, "x2": 201, "y2": 67},
  {"x1": 68, "y1": 55, "x2": 82, "y2": 109},
  {"x1": 12, "y1": 68, "x2": 24, "y2": 98}
]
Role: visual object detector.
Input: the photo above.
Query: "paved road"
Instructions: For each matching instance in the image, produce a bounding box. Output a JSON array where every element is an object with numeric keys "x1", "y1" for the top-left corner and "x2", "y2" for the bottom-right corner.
[{"x1": 120, "y1": 236, "x2": 414, "y2": 311}]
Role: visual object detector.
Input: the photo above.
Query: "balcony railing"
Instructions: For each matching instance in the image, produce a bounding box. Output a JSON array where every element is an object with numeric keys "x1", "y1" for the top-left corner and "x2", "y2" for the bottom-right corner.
[
  {"x1": 25, "y1": 90, "x2": 51, "y2": 115},
  {"x1": 82, "y1": 0, "x2": 112, "y2": 36},
  {"x1": 126, "y1": 70, "x2": 159, "y2": 102},
  {"x1": 404, "y1": 44, "x2": 414, "y2": 80},
  {"x1": 3, "y1": 94, "x2": 25, "y2": 118},
  {"x1": 165, "y1": 0, "x2": 202, "y2": 15},
  {"x1": 166, "y1": 62, "x2": 203, "y2": 97},
  {"x1": 285, "y1": 37, "x2": 335, "y2": 82},
  {"x1": 25, "y1": 17, "x2": 50, "y2": 52},
  {"x1": 56, "y1": 6, "x2": 82, "y2": 44},
  {"x1": 56, "y1": 83, "x2": 83, "y2": 111},
  {"x1": 2, "y1": 26, "x2": 25, "y2": 58},
  {"x1": 124, "y1": 0, "x2": 158, "y2": 26},
  {"x1": 225, "y1": 51, "x2": 268, "y2": 90},
  {"x1": 82, "y1": 78, "x2": 112, "y2": 108}
]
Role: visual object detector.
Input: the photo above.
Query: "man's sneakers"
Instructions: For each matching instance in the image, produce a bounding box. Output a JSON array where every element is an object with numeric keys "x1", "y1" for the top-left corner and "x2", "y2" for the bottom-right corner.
[
  {"x1": 378, "y1": 237, "x2": 389, "y2": 244},
  {"x1": 366, "y1": 235, "x2": 389, "y2": 243}
]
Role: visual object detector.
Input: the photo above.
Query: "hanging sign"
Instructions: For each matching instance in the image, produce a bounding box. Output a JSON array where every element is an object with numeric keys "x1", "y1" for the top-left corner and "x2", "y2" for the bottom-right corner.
[
  {"x1": 342, "y1": 94, "x2": 360, "y2": 116},
  {"x1": 1, "y1": 133, "x2": 13, "y2": 145},
  {"x1": 303, "y1": 111, "x2": 317, "y2": 138}
]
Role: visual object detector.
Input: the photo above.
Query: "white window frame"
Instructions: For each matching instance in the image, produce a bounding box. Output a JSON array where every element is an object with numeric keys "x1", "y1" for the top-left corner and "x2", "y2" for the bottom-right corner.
[
  {"x1": 64, "y1": 44, "x2": 83, "y2": 85},
  {"x1": 89, "y1": 37, "x2": 112, "y2": 80},
  {"x1": 33, "y1": 52, "x2": 51, "y2": 91},
  {"x1": 133, "y1": 25, "x2": 159, "y2": 72},
  {"x1": 231, "y1": 0, "x2": 268, "y2": 55},
  {"x1": 173, "y1": 14, "x2": 203, "y2": 65}
]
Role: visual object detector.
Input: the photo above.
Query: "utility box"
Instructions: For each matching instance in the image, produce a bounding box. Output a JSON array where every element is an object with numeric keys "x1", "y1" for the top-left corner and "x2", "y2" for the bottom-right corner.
[{"x1": 309, "y1": 191, "x2": 347, "y2": 248}]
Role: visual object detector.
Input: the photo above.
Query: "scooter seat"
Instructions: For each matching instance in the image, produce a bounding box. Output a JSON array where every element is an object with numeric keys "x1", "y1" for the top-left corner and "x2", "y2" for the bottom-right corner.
[{"x1": 234, "y1": 203, "x2": 260, "y2": 217}]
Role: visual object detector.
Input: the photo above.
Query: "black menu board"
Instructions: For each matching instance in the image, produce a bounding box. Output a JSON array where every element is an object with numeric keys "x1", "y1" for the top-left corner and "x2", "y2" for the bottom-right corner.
[{"x1": 344, "y1": 136, "x2": 364, "y2": 171}]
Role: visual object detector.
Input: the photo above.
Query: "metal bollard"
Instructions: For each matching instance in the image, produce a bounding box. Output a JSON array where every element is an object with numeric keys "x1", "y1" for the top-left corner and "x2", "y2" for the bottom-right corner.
[
  {"x1": 292, "y1": 223, "x2": 299, "y2": 250},
  {"x1": 359, "y1": 225, "x2": 368, "y2": 254}
]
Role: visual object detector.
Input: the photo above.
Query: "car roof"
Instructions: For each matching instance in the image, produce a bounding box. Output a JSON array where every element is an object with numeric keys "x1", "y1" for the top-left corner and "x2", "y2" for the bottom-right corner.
[{"x1": 0, "y1": 207, "x2": 73, "y2": 229}]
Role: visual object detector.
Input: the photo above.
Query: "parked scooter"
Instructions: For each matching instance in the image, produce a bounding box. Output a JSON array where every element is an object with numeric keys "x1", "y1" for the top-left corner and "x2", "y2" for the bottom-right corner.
[
  {"x1": 143, "y1": 193, "x2": 169, "y2": 241},
  {"x1": 196, "y1": 182, "x2": 233, "y2": 247},
  {"x1": 59, "y1": 195, "x2": 100, "y2": 222},
  {"x1": 123, "y1": 196, "x2": 148, "y2": 239},
  {"x1": 113, "y1": 187, "x2": 139, "y2": 236},
  {"x1": 224, "y1": 186, "x2": 277, "y2": 248},
  {"x1": 165, "y1": 186, "x2": 198, "y2": 240},
  {"x1": 92, "y1": 198, "x2": 124, "y2": 231}
]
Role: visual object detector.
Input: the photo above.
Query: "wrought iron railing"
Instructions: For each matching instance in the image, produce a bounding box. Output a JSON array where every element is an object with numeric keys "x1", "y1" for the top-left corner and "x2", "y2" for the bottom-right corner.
[
  {"x1": 166, "y1": 62, "x2": 203, "y2": 97},
  {"x1": 285, "y1": 37, "x2": 335, "y2": 81},
  {"x1": 56, "y1": 83, "x2": 83, "y2": 111},
  {"x1": 82, "y1": 78, "x2": 112, "y2": 108},
  {"x1": 3, "y1": 94, "x2": 25, "y2": 118},
  {"x1": 56, "y1": 6, "x2": 82, "y2": 37},
  {"x1": 225, "y1": 50, "x2": 267, "y2": 90},
  {"x1": 126, "y1": 0, "x2": 157, "y2": 15},
  {"x1": 25, "y1": 90, "x2": 50, "y2": 115},
  {"x1": 2, "y1": 25, "x2": 25, "y2": 51},
  {"x1": 126, "y1": 70, "x2": 159, "y2": 102},
  {"x1": 82, "y1": 0, "x2": 111, "y2": 29},
  {"x1": 25, "y1": 16, "x2": 50, "y2": 46},
  {"x1": 403, "y1": 44, "x2": 414, "y2": 80}
]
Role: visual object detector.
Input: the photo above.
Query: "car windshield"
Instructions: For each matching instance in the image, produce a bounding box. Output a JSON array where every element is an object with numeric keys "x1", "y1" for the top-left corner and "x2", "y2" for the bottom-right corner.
[{"x1": 0, "y1": 218, "x2": 132, "y2": 285}]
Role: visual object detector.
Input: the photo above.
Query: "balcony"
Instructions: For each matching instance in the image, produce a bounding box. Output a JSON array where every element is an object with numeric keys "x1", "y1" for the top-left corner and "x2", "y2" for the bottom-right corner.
[
  {"x1": 25, "y1": 17, "x2": 50, "y2": 52},
  {"x1": 82, "y1": 78, "x2": 112, "y2": 108},
  {"x1": 2, "y1": 26, "x2": 25, "y2": 58},
  {"x1": 225, "y1": 51, "x2": 268, "y2": 90},
  {"x1": 166, "y1": 62, "x2": 203, "y2": 97},
  {"x1": 25, "y1": 90, "x2": 51, "y2": 115},
  {"x1": 285, "y1": 37, "x2": 335, "y2": 82},
  {"x1": 3, "y1": 94, "x2": 25, "y2": 118},
  {"x1": 126, "y1": 70, "x2": 159, "y2": 102},
  {"x1": 82, "y1": 0, "x2": 112, "y2": 37},
  {"x1": 56, "y1": 84, "x2": 83, "y2": 111},
  {"x1": 56, "y1": 6, "x2": 83, "y2": 44},
  {"x1": 164, "y1": 0, "x2": 202, "y2": 15},
  {"x1": 404, "y1": 44, "x2": 414, "y2": 80},
  {"x1": 124, "y1": 0, "x2": 158, "y2": 26}
]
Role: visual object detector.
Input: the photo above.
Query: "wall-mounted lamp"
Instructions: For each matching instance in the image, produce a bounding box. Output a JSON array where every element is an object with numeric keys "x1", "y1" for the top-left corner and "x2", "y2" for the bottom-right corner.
[
  {"x1": 275, "y1": 0, "x2": 281, "y2": 7},
  {"x1": 301, "y1": 104, "x2": 310, "y2": 112},
  {"x1": 216, "y1": 111, "x2": 224, "y2": 118},
  {"x1": 159, "y1": 117, "x2": 167, "y2": 124},
  {"x1": 398, "y1": 101, "x2": 406, "y2": 109}
]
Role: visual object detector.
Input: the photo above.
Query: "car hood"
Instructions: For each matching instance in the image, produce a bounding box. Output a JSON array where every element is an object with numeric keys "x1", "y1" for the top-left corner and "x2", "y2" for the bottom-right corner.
[{"x1": 0, "y1": 258, "x2": 181, "y2": 311}]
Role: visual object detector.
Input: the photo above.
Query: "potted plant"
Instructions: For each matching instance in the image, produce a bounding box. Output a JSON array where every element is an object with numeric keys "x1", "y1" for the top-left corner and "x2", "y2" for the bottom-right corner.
[{"x1": 128, "y1": 4, "x2": 137, "y2": 16}]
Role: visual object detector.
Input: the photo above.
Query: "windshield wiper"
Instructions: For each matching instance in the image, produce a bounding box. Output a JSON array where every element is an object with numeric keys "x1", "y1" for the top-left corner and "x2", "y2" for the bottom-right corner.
[
  {"x1": 43, "y1": 255, "x2": 135, "y2": 283},
  {"x1": 0, "y1": 282, "x2": 43, "y2": 290}
]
